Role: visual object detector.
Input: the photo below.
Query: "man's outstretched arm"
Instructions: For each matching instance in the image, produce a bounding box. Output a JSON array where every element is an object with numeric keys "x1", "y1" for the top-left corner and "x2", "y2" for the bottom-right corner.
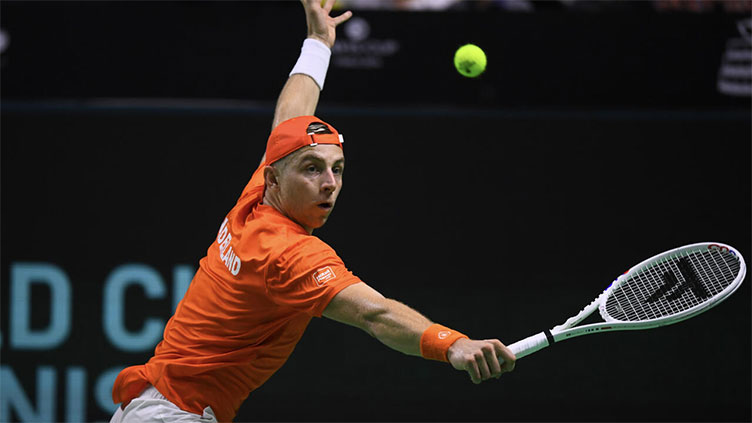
[{"x1": 323, "y1": 282, "x2": 517, "y2": 384}]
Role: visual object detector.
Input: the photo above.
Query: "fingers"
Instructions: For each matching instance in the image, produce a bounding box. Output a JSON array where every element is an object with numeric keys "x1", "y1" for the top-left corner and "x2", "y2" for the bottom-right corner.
[
  {"x1": 493, "y1": 339, "x2": 517, "y2": 373},
  {"x1": 301, "y1": 0, "x2": 351, "y2": 34},
  {"x1": 475, "y1": 350, "x2": 492, "y2": 382},
  {"x1": 466, "y1": 357, "x2": 481, "y2": 384},
  {"x1": 332, "y1": 10, "x2": 353, "y2": 26},
  {"x1": 482, "y1": 341, "x2": 503, "y2": 379},
  {"x1": 475, "y1": 340, "x2": 515, "y2": 383},
  {"x1": 448, "y1": 338, "x2": 515, "y2": 384},
  {"x1": 451, "y1": 340, "x2": 513, "y2": 384}
]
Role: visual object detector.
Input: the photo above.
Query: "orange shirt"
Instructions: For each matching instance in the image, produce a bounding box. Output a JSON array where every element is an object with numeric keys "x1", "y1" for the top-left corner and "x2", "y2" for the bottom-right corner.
[{"x1": 112, "y1": 164, "x2": 362, "y2": 422}]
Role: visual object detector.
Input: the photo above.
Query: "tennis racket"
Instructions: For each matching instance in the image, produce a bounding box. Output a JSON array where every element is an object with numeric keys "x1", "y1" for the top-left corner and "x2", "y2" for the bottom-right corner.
[{"x1": 504, "y1": 242, "x2": 746, "y2": 362}]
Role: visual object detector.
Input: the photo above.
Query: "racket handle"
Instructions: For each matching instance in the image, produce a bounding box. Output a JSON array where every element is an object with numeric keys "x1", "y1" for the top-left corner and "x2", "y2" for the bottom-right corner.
[{"x1": 501, "y1": 331, "x2": 551, "y2": 364}]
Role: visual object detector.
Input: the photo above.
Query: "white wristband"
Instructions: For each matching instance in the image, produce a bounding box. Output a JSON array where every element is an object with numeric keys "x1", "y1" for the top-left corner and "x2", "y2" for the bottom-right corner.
[{"x1": 289, "y1": 38, "x2": 331, "y2": 91}]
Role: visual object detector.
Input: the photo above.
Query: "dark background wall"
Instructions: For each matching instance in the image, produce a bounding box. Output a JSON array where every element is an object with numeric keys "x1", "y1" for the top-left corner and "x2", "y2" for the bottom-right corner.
[{"x1": 1, "y1": 1, "x2": 750, "y2": 422}]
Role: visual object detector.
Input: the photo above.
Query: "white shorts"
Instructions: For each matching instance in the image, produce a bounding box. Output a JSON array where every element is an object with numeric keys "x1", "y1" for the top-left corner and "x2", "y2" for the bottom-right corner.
[{"x1": 110, "y1": 385, "x2": 218, "y2": 423}]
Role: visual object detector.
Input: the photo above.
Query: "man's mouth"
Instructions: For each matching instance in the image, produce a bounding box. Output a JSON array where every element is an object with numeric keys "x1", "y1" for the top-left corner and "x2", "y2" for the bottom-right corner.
[{"x1": 318, "y1": 202, "x2": 333, "y2": 210}]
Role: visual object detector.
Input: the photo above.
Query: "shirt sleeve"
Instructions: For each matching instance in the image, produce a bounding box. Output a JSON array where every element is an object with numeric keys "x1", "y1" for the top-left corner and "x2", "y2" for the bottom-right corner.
[{"x1": 267, "y1": 237, "x2": 362, "y2": 317}]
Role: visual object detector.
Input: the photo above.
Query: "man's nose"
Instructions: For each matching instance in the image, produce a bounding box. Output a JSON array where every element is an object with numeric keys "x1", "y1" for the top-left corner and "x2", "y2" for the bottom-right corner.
[{"x1": 320, "y1": 169, "x2": 337, "y2": 193}]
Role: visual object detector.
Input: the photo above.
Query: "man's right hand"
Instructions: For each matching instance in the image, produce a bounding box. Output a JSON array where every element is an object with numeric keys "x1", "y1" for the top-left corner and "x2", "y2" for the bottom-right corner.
[{"x1": 447, "y1": 338, "x2": 516, "y2": 384}]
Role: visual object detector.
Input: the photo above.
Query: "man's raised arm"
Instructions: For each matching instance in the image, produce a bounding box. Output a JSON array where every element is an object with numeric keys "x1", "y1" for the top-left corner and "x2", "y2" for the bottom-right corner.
[
  {"x1": 271, "y1": 0, "x2": 351, "y2": 130},
  {"x1": 259, "y1": 0, "x2": 350, "y2": 165}
]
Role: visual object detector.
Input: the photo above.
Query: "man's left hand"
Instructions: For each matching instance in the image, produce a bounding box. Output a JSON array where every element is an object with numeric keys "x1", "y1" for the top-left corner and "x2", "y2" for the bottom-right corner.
[{"x1": 301, "y1": 0, "x2": 352, "y2": 49}]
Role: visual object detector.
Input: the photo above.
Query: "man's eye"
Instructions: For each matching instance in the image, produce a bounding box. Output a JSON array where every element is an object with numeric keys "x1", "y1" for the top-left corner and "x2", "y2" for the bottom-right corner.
[
  {"x1": 306, "y1": 165, "x2": 318, "y2": 173},
  {"x1": 332, "y1": 166, "x2": 343, "y2": 175}
]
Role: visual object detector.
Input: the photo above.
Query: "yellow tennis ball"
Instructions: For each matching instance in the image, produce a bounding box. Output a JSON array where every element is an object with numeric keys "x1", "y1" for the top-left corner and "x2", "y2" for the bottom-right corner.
[{"x1": 454, "y1": 44, "x2": 487, "y2": 78}]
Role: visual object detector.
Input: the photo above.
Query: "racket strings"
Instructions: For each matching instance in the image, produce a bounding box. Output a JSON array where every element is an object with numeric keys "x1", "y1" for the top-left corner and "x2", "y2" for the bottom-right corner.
[{"x1": 603, "y1": 249, "x2": 741, "y2": 322}]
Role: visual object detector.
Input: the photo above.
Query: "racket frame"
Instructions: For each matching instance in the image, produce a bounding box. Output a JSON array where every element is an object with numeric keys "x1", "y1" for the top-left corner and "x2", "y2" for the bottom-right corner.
[{"x1": 508, "y1": 242, "x2": 746, "y2": 360}]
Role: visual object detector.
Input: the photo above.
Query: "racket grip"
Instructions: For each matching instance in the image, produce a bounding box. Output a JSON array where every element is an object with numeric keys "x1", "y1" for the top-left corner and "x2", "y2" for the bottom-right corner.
[{"x1": 501, "y1": 332, "x2": 551, "y2": 364}]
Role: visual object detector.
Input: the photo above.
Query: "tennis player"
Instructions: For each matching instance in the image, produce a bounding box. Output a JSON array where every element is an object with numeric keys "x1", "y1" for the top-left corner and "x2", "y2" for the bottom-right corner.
[{"x1": 110, "y1": 1, "x2": 516, "y2": 421}]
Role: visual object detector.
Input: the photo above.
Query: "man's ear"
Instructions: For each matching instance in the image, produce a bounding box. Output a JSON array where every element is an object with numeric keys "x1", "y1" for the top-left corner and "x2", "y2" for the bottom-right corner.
[{"x1": 263, "y1": 165, "x2": 280, "y2": 190}]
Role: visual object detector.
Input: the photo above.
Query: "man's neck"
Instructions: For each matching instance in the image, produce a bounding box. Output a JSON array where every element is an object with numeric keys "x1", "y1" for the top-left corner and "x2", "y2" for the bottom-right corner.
[{"x1": 261, "y1": 194, "x2": 314, "y2": 234}]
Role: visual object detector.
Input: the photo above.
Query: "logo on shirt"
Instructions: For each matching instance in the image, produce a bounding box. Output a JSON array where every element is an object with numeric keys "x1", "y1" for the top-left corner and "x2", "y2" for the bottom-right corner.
[
  {"x1": 217, "y1": 217, "x2": 241, "y2": 276},
  {"x1": 313, "y1": 266, "x2": 336, "y2": 286},
  {"x1": 438, "y1": 331, "x2": 452, "y2": 340}
]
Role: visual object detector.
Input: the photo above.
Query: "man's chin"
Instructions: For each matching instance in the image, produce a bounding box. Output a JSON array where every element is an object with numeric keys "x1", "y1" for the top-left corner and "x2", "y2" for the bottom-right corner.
[
  {"x1": 314, "y1": 211, "x2": 335, "y2": 228},
  {"x1": 314, "y1": 216, "x2": 330, "y2": 228},
  {"x1": 301, "y1": 217, "x2": 328, "y2": 233}
]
